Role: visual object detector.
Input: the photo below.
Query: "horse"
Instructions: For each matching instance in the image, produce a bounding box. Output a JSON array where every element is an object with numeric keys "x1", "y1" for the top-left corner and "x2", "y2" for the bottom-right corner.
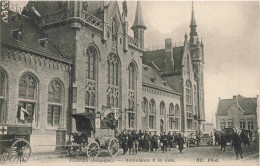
[
  {"x1": 214, "y1": 131, "x2": 222, "y2": 145},
  {"x1": 240, "y1": 131, "x2": 251, "y2": 148}
]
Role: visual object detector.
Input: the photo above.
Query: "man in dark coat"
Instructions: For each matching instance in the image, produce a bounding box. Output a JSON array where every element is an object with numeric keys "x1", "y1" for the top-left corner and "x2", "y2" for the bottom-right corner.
[
  {"x1": 132, "y1": 130, "x2": 139, "y2": 155},
  {"x1": 220, "y1": 134, "x2": 227, "y2": 152},
  {"x1": 232, "y1": 133, "x2": 243, "y2": 159},
  {"x1": 138, "y1": 130, "x2": 143, "y2": 150},
  {"x1": 167, "y1": 131, "x2": 173, "y2": 150},
  {"x1": 143, "y1": 131, "x2": 150, "y2": 151},
  {"x1": 121, "y1": 130, "x2": 128, "y2": 155},
  {"x1": 151, "y1": 131, "x2": 159, "y2": 152},
  {"x1": 162, "y1": 132, "x2": 168, "y2": 153},
  {"x1": 177, "y1": 133, "x2": 184, "y2": 153},
  {"x1": 127, "y1": 130, "x2": 133, "y2": 155}
]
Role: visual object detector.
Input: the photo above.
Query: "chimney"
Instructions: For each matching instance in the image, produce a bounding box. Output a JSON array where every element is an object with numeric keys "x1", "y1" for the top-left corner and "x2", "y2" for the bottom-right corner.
[
  {"x1": 165, "y1": 38, "x2": 173, "y2": 61},
  {"x1": 233, "y1": 95, "x2": 237, "y2": 102}
]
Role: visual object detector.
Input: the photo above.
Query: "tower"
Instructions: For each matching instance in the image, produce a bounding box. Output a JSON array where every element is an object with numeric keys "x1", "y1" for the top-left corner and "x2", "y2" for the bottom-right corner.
[
  {"x1": 189, "y1": 1, "x2": 198, "y2": 46},
  {"x1": 131, "y1": 1, "x2": 146, "y2": 49},
  {"x1": 188, "y1": 2, "x2": 206, "y2": 127}
]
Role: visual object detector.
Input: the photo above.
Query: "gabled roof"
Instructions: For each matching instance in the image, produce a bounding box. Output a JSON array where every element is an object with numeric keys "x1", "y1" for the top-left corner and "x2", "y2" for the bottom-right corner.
[
  {"x1": 142, "y1": 64, "x2": 180, "y2": 95},
  {"x1": 216, "y1": 95, "x2": 257, "y2": 116},
  {"x1": 1, "y1": 10, "x2": 71, "y2": 63},
  {"x1": 143, "y1": 46, "x2": 184, "y2": 93},
  {"x1": 143, "y1": 46, "x2": 184, "y2": 75}
]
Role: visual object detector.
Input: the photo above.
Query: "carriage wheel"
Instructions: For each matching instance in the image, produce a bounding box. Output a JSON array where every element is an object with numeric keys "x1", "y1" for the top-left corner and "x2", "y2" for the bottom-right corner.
[
  {"x1": 0, "y1": 148, "x2": 9, "y2": 163},
  {"x1": 108, "y1": 138, "x2": 119, "y2": 157},
  {"x1": 86, "y1": 142, "x2": 99, "y2": 158},
  {"x1": 9, "y1": 139, "x2": 31, "y2": 163}
]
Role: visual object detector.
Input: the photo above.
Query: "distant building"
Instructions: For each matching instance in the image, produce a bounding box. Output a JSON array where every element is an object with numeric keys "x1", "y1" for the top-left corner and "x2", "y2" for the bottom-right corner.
[{"x1": 216, "y1": 95, "x2": 258, "y2": 134}]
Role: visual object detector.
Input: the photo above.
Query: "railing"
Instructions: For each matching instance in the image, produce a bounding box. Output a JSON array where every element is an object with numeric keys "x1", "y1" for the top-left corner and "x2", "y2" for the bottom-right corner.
[
  {"x1": 41, "y1": 10, "x2": 71, "y2": 26},
  {"x1": 82, "y1": 10, "x2": 103, "y2": 31},
  {"x1": 127, "y1": 35, "x2": 140, "y2": 48}
]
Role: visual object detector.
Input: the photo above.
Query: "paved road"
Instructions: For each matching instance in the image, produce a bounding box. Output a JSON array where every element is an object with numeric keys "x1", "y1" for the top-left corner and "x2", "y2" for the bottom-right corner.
[{"x1": 3, "y1": 142, "x2": 259, "y2": 166}]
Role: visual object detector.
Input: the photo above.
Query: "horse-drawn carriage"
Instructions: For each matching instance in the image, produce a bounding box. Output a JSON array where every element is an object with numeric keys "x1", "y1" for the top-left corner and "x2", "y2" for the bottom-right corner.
[
  {"x1": 0, "y1": 125, "x2": 32, "y2": 163},
  {"x1": 69, "y1": 112, "x2": 119, "y2": 158},
  {"x1": 214, "y1": 127, "x2": 237, "y2": 145}
]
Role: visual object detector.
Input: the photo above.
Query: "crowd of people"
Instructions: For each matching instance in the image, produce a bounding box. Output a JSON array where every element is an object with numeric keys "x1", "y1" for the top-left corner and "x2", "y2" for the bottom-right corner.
[{"x1": 116, "y1": 130, "x2": 186, "y2": 155}]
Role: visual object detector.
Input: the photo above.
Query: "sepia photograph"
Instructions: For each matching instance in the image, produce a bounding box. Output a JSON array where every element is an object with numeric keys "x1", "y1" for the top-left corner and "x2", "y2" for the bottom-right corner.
[{"x1": 0, "y1": 0, "x2": 259, "y2": 166}]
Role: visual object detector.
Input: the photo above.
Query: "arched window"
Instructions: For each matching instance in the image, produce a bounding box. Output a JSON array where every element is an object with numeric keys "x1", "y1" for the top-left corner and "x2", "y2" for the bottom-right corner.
[
  {"x1": 128, "y1": 63, "x2": 136, "y2": 90},
  {"x1": 169, "y1": 103, "x2": 174, "y2": 115},
  {"x1": 107, "y1": 54, "x2": 119, "y2": 86},
  {"x1": 85, "y1": 47, "x2": 97, "y2": 114},
  {"x1": 175, "y1": 104, "x2": 180, "y2": 130},
  {"x1": 86, "y1": 47, "x2": 96, "y2": 80},
  {"x1": 142, "y1": 97, "x2": 148, "y2": 114},
  {"x1": 48, "y1": 79, "x2": 63, "y2": 126},
  {"x1": 169, "y1": 103, "x2": 174, "y2": 130},
  {"x1": 18, "y1": 73, "x2": 38, "y2": 124},
  {"x1": 186, "y1": 80, "x2": 193, "y2": 130},
  {"x1": 0, "y1": 68, "x2": 7, "y2": 123},
  {"x1": 160, "y1": 101, "x2": 165, "y2": 115},
  {"x1": 148, "y1": 99, "x2": 156, "y2": 129}
]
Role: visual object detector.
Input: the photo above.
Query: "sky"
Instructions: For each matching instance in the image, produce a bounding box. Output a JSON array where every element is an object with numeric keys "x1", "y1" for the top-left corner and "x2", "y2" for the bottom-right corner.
[{"x1": 13, "y1": 1, "x2": 260, "y2": 126}]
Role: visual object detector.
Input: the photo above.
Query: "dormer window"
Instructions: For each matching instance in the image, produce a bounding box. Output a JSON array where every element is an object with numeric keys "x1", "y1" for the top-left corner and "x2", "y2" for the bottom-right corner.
[
  {"x1": 11, "y1": 28, "x2": 23, "y2": 41},
  {"x1": 150, "y1": 77, "x2": 156, "y2": 83},
  {"x1": 162, "y1": 81, "x2": 167, "y2": 86},
  {"x1": 38, "y1": 38, "x2": 48, "y2": 48},
  {"x1": 143, "y1": 65, "x2": 149, "y2": 71}
]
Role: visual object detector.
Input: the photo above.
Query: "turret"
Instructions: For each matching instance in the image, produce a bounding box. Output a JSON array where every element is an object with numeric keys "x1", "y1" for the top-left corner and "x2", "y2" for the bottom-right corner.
[{"x1": 131, "y1": 1, "x2": 146, "y2": 49}]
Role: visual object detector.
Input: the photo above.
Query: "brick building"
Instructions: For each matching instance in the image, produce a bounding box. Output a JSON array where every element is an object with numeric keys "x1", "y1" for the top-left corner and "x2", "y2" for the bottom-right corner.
[
  {"x1": 216, "y1": 95, "x2": 258, "y2": 134},
  {"x1": 0, "y1": 1, "x2": 205, "y2": 150}
]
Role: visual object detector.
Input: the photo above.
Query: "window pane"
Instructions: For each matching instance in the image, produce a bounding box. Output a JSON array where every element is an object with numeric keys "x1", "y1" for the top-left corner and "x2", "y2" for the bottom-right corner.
[
  {"x1": 47, "y1": 105, "x2": 53, "y2": 125},
  {"x1": 26, "y1": 103, "x2": 34, "y2": 123},
  {"x1": 107, "y1": 61, "x2": 110, "y2": 84},
  {"x1": 53, "y1": 106, "x2": 60, "y2": 126},
  {"x1": 19, "y1": 80, "x2": 27, "y2": 99},
  {"x1": 0, "y1": 99, "x2": 3, "y2": 122},
  {"x1": 111, "y1": 63, "x2": 114, "y2": 85},
  {"x1": 27, "y1": 81, "x2": 36, "y2": 100},
  {"x1": 115, "y1": 64, "x2": 118, "y2": 86},
  {"x1": 0, "y1": 70, "x2": 5, "y2": 96},
  {"x1": 86, "y1": 54, "x2": 90, "y2": 79},
  {"x1": 48, "y1": 86, "x2": 54, "y2": 102}
]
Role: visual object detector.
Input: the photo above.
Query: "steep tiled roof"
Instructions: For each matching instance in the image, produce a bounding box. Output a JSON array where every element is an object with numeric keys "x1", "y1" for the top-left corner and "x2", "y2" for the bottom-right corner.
[
  {"x1": 237, "y1": 97, "x2": 257, "y2": 115},
  {"x1": 142, "y1": 64, "x2": 180, "y2": 95},
  {"x1": 216, "y1": 99, "x2": 233, "y2": 116},
  {"x1": 1, "y1": 10, "x2": 71, "y2": 63},
  {"x1": 143, "y1": 46, "x2": 184, "y2": 93},
  {"x1": 216, "y1": 96, "x2": 257, "y2": 116},
  {"x1": 143, "y1": 46, "x2": 184, "y2": 75}
]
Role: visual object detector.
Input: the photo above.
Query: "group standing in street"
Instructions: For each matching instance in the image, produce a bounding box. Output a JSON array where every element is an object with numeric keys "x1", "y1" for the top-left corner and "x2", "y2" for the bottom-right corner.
[{"x1": 117, "y1": 129, "x2": 186, "y2": 155}]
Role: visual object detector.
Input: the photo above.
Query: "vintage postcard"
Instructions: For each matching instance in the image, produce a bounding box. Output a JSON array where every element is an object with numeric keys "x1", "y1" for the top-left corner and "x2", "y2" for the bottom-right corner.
[{"x1": 0, "y1": 0, "x2": 259, "y2": 166}]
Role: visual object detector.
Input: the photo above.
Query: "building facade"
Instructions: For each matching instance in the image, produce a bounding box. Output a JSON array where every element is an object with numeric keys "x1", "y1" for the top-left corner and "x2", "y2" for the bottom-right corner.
[
  {"x1": 216, "y1": 95, "x2": 258, "y2": 134},
  {"x1": 143, "y1": 3, "x2": 205, "y2": 134},
  {"x1": 0, "y1": 1, "x2": 205, "y2": 151}
]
